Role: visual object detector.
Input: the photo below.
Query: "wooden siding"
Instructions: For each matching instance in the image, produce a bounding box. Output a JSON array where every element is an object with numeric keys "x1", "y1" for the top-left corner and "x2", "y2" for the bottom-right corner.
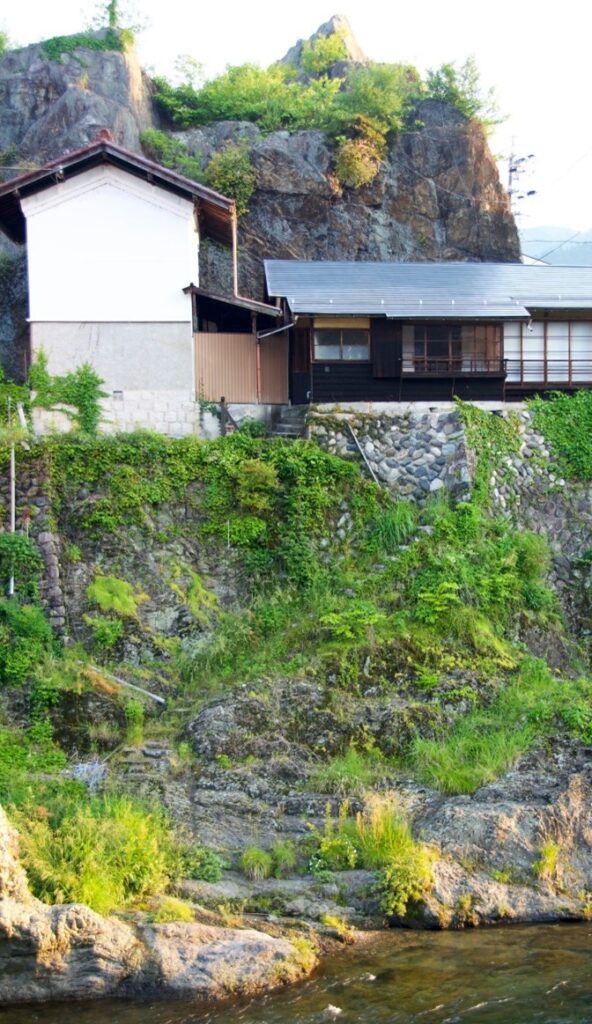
[
  {"x1": 311, "y1": 362, "x2": 504, "y2": 402},
  {"x1": 195, "y1": 332, "x2": 288, "y2": 404}
]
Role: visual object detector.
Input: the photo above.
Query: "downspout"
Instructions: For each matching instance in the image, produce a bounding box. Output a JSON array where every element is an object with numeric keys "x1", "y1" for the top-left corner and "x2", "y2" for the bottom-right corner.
[
  {"x1": 231, "y1": 208, "x2": 239, "y2": 297},
  {"x1": 253, "y1": 312, "x2": 262, "y2": 403}
]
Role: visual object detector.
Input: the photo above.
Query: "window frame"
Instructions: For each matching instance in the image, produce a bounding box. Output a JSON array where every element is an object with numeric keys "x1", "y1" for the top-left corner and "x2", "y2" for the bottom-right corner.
[{"x1": 312, "y1": 326, "x2": 371, "y2": 363}]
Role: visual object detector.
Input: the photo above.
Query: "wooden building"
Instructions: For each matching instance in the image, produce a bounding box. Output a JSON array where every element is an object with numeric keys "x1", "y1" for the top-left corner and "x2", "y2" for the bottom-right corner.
[{"x1": 264, "y1": 260, "x2": 592, "y2": 405}]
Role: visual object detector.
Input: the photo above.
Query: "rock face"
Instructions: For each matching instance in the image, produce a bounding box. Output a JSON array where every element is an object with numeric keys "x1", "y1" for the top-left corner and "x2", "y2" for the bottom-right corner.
[
  {"x1": 278, "y1": 13, "x2": 368, "y2": 67},
  {"x1": 0, "y1": 805, "x2": 313, "y2": 1007},
  {"x1": 0, "y1": 32, "x2": 154, "y2": 163},
  {"x1": 0, "y1": 26, "x2": 519, "y2": 367},
  {"x1": 184, "y1": 102, "x2": 520, "y2": 298}
]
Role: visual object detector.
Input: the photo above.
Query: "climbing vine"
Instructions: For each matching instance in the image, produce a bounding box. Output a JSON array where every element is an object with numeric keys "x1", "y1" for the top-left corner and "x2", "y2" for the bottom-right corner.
[
  {"x1": 29, "y1": 353, "x2": 107, "y2": 436},
  {"x1": 456, "y1": 398, "x2": 520, "y2": 505}
]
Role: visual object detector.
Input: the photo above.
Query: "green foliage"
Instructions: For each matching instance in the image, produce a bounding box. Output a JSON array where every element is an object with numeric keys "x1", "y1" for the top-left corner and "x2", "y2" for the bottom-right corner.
[
  {"x1": 0, "y1": 366, "x2": 29, "y2": 428},
  {"x1": 270, "y1": 839, "x2": 297, "y2": 878},
  {"x1": 409, "y1": 658, "x2": 592, "y2": 794},
  {"x1": 29, "y1": 353, "x2": 107, "y2": 436},
  {"x1": 533, "y1": 841, "x2": 561, "y2": 882},
  {"x1": 40, "y1": 28, "x2": 128, "y2": 64},
  {"x1": 84, "y1": 614, "x2": 124, "y2": 652},
  {"x1": 0, "y1": 31, "x2": 10, "y2": 55},
  {"x1": 365, "y1": 500, "x2": 417, "y2": 554},
  {"x1": 180, "y1": 843, "x2": 225, "y2": 882},
  {"x1": 308, "y1": 744, "x2": 387, "y2": 797},
  {"x1": 529, "y1": 390, "x2": 592, "y2": 480},
  {"x1": 310, "y1": 797, "x2": 432, "y2": 917},
  {"x1": 299, "y1": 31, "x2": 348, "y2": 76},
  {"x1": 320, "y1": 598, "x2": 386, "y2": 645},
  {"x1": 125, "y1": 698, "x2": 144, "y2": 743},
  {"x1": 0, "y1": 600, "x2": 55, "y2": 687},
  {"x1": 149, "y1": 896, "x2": 195, "y2": 922},
  {"x1": 335, "y1": 136, "x2": 382, "y2": 189},
  {"x1": 205, "y1": 144, "x2": 256, "y2": 217},
  {"x1": 140, "y1": 128, "x2": 204, "y2": 181},
  {"x1": 0, "y1": 534, "x2": 43, "y2": 601},
  {"x1": 0, "y1": 727, "x2": 66, "y2": 801},
  {"x1": 425, "y1": 57, "x2": 501, "y2": 127},
  {"x1": 456, "y1": 399, "x2": 521, "y2": 504},
  {"x1": 12, "y1": 792, "x2": 179, "y2": 914},
  {"x1": 86, "y1": 574, "x2": 148, "y2": 617},
  {"x1": 240, "y1": 846, "x2": 273, "y2": 881}
]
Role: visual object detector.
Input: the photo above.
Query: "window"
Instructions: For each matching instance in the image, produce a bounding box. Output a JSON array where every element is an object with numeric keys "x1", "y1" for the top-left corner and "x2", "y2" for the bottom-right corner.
[
  {"x1": 402, "y1": 323, "x2": 501, "y2": 373},
  {"x1": 313, "y1": 318, "x2": 370, "y2": 361}
]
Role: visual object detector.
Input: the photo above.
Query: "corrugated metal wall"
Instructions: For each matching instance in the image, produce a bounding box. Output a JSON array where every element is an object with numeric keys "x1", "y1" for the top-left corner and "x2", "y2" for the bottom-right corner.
[
  {"x1": 260, "y1": 334, "x2": 288, "y2": 404},
  {"x1": 194, "y1": 332, "x2": 288, "y2": 404},
  {"x1": 195, "y1": 332, "x2": 257, "y2": 403}
]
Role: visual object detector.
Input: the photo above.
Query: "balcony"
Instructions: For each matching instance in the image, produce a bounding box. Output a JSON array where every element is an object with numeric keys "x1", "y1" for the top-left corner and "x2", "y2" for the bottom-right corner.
[
  {"x1": 506, "y1": 359, "x2": 592, "y2": 386},
  {"x1": 403, "y1": 356, "x2": 506, "y2": 376}
]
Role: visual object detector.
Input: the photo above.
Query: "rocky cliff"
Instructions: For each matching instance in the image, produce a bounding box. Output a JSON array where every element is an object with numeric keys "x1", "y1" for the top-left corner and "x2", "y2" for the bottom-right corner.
[{"x1": 0, "y1": 21, "x2": 519, "y2": 370}]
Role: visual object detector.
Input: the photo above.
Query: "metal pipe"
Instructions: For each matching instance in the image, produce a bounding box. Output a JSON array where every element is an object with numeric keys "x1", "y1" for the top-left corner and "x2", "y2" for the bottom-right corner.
[
  {"x1": 8, "y1": 398, "x2": 15, "y2": 598},
  {"x1": 256, "y1": 322, "x2": 295, "y2": 340}
]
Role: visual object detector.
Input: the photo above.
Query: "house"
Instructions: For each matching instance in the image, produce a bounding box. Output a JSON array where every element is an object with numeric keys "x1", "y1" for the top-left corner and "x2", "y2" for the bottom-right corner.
[
  {"x1": 0, "y1": 130, "x2": 286, "y2": 435},
  {"x1": 2, "y1": 135, "x2": 592, "y2": 429},
  {"x1": 264, "y1": 260, "x2": 592, "y2": 405}
]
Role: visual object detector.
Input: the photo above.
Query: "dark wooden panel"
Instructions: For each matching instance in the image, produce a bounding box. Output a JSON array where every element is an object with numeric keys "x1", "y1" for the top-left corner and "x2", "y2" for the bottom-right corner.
[
  {"x1": 292, "y1": 328, "x2": 311, "y2": 374},
  {"x1": 372, "y1": 320, "x2": 401, "y2": 378},
  {"x1": 312, "y1": 363, "x2": 400, "y2": 402}
]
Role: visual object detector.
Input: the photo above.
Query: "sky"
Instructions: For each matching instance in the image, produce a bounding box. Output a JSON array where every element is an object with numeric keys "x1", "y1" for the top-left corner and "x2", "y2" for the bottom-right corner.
[{"x1": 4, "y1": 0, "x2": 592, "y2": 248}]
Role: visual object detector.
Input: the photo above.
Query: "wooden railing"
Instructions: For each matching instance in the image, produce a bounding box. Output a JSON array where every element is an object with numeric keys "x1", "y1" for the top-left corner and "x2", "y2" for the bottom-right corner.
[
  {"x1": 402, "y1": 356, "x2": 505, "y2": 375},
  {"x1": 505, "y1": 359, "x2": 592, "y2": 385}
]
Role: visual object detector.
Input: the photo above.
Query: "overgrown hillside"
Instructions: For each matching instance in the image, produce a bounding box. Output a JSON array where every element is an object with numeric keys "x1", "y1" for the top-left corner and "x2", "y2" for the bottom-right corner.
[{"x1": 1, "y1": 395, "x2": 592, "y2": 931}]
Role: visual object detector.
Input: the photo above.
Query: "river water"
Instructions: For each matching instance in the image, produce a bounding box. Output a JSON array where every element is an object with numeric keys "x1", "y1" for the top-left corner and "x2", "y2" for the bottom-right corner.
[{"x1": 10, "y1": 924, "x2": 592, "y2": 1024}]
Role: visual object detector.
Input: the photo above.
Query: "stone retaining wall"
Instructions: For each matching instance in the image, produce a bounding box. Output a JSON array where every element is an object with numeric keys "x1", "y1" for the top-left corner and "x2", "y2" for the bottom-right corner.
[
  {"x1": 0, "y1": 459, "x2": 67, "y2": 635},
  {"x1": 308, "y1": 407, "x2": 471, "y2": 502}
]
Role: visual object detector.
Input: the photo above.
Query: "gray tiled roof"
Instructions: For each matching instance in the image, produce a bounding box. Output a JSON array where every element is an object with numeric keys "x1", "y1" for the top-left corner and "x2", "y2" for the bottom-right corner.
[{"x1": 264, "y1": 261, "x2": 592, "y2": 319}]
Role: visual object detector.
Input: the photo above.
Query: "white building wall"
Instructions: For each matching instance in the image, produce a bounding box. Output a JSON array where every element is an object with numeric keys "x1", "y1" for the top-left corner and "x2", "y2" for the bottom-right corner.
[{"x1": 22, "y1": 165, "x2": 198, "y2": 323}]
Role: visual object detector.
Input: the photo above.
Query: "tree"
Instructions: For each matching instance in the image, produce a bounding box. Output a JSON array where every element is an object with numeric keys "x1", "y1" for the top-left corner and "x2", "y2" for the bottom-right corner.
[{"x1": 425, "y1": 57, "x2": 502, "y2": 128}]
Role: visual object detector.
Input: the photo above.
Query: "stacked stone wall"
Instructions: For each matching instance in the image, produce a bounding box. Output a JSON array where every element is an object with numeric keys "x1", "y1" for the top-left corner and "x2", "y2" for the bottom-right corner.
[{"x1": 308, "y1": 407, "x2": 471, "y2": 502}]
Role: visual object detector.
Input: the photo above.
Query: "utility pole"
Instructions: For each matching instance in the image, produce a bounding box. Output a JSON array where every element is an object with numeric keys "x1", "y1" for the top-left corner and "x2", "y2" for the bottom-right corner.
[
  {"x1": 507, "y1": 145, "x2": 536, "y2": 216},
  {"x1": 7, "y1": 397, "x2": 15, "y2": 598}
]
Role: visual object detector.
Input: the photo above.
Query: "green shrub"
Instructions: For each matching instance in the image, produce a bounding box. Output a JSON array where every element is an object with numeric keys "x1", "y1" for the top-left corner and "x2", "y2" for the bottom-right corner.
[
  {"x1": 140, "y1": 128, "x2": 204, "y2": 181},
  {"x1": 12, "y1": 793, "x2": 178, "y2": 914},
  {"x1": 271, "y1": 840, "x2": 297, "y2": 878},
  {"x1": 0, "y1": 601, "x2": 54, "y2": 686},
  {"x1": 205, "y1": 145, "x2": 256, "y2": 217},
  {"x1": 180, "y1": 844, "x2": 225, "y2": 882},
  {"x1": 125, "y1": 698, "x2": 144, "y2": 744},
  {"x1": 309, "y1": 745, "x2": 386, "y2": 797},
  {"x1": 299, "y1": 31, "x2": 348, "y2": 76},
  {"x1": 408, "y1": 658, "x2": 590, "y2": 794},
  {"x1": 366, "y1": 501, "x2": 417, "y2": 554},
  {"x1": 86, "y1": 575, "x2": 148, "y2": 618},
  {"x1": 529, "y1": 390, "x2": 592, "y2": 479},
  {"x1": 532, "y1": 841, "x2": 561, "y2": 882},
  {"x1": 240, "y1": 846, "x2": 273, "y2": 881},
  {"x1": 335, "y1": 136, "x2": 382, "y2": 188},
  {"x1": 85, "y1": 614, "x2": 124, "y2": 652},
  {"x1": 149, "y1": 896, "x2": 195, "y2": 922},
  {"x1": 0, "y1": 534, "x2": 43, "y2": 601},
  {"x1": 424, "y1": 57, "x2": 501, "y2": 127}
]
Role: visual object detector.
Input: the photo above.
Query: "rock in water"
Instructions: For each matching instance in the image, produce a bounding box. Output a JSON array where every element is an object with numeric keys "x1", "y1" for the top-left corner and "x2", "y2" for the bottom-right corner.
[{"x1": 0, "y1": 805, "x2": 315, "y2": 1006}]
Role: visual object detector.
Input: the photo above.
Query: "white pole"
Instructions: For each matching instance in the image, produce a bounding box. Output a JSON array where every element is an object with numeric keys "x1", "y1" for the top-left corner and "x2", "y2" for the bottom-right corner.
[{"x1": 8, "y1": 397, "x2": 15, "y2": 598}]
